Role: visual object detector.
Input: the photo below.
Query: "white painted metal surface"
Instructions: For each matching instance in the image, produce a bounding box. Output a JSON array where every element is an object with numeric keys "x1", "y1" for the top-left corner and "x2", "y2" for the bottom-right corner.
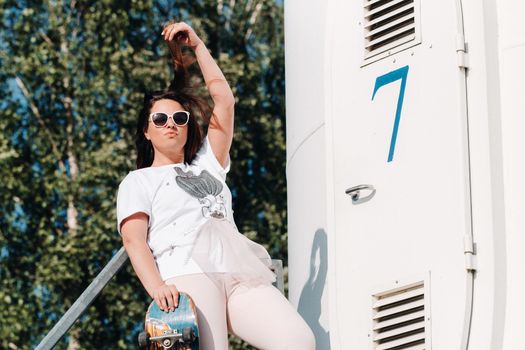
[
  {"x1": 285, "y1": 0, "x2": 525, "y2": 349},
  {"x1": 454, "y1": 1, "x2": 504, "y2": 348},
  {"x1": 325, "y1": 0, "x2": 471, "y2": 348},
  {"x1": 285, "y1": 1, "x2": 331, "y2": 349},
  {"x1": 497, "y1": 1, "x2": 525, "y2": 348}
]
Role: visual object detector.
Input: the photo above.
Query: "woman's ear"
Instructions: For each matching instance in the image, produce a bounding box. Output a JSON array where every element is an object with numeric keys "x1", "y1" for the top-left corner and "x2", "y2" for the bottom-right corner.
[{"x1": 144, "y1": 130, "x2": 151, "y2": 141}]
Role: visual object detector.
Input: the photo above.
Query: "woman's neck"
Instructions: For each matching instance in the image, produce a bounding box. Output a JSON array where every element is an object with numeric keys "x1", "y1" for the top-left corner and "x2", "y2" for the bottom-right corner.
[{"x1": 150, "y1": 153, "x2": 184, "y2": 167}]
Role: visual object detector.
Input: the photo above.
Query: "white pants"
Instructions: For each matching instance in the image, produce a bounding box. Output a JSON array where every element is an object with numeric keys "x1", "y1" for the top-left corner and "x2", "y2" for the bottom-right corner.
[{"x1": 165, "y1": 273, "x2": 316, "y2": 350}]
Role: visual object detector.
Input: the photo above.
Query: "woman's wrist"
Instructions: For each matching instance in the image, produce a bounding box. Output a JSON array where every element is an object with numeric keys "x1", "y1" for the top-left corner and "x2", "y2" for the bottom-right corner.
[
  {"x1": 194, "y1": 40, "x2": 207, "y2": 54},
  {"x1": 147, "y1": 280, "x2": 166, "y2": 297}
]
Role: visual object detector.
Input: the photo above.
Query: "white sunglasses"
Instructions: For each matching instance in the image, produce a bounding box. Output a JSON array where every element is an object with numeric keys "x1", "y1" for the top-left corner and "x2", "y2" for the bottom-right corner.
[{"x1": 149, "y1": 111, "x2": 190, "y2": 127}]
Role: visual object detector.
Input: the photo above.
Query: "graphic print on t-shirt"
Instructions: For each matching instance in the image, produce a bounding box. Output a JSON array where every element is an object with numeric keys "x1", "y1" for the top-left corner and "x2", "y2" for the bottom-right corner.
[{"x1": 173, "y1": 166, "x2": 227, "y2": 219}]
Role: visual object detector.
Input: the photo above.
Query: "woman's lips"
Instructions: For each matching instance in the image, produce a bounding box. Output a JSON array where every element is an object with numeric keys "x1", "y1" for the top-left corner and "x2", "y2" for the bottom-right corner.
[{"x1": 165, "y1": 131, "x2": 177, "y2": 136}]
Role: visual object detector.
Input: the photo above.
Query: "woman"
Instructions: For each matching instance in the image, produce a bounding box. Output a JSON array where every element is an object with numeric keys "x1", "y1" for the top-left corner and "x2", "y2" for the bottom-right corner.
[{"x1": 116, "y1": 21, "x2": 315, "y2": 349}]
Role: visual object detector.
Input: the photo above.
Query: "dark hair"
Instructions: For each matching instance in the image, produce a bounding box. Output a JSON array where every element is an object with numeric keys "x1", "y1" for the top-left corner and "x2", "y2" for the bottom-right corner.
[{"x1": 135, "y1": 35, "x2": 212, "y2": 169}]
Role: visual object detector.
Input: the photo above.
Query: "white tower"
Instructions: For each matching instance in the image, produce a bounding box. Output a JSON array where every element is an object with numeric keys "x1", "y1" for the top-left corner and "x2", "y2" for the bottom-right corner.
[{"x1": 285, "y1": 1, "x2": 525, "y2": 349}]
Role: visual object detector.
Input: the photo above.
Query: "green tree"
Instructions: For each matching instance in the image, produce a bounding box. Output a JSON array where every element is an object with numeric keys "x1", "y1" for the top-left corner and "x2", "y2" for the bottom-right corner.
[{"x1": 0, "y1": 1, "x2": 285, "y2": 349}]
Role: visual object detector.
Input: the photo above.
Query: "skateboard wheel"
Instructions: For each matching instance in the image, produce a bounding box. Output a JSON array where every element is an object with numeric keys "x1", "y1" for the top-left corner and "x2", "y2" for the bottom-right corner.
[
  {"x1": 137, "y1": 331, "x2": 150, "y2": 349},
  {"x1": 182, "y1": 327, "x2": 196, "y2": 343}
]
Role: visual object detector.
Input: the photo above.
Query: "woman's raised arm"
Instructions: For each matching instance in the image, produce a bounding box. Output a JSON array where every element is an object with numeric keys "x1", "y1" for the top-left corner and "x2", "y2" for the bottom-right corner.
[{"x1": 162, "y1": 22, "x2": 234, "y2": 169}]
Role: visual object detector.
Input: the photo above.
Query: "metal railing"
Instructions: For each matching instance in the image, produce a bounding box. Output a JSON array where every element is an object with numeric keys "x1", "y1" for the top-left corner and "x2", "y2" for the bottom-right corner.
[{"x1": 34, "y1": 247, "x2": 284, "y2": 350}]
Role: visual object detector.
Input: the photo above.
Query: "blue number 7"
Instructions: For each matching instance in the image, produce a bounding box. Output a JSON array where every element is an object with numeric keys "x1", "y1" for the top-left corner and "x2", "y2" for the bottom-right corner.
[{"x1": 371, "y1": 65, "x2": 410, "y2": 162}]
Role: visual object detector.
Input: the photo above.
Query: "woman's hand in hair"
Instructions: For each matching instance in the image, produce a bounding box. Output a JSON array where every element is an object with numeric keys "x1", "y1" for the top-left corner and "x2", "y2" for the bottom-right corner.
[{"x1": 162, "y1": 22, "x2": 203, "y2": 49}]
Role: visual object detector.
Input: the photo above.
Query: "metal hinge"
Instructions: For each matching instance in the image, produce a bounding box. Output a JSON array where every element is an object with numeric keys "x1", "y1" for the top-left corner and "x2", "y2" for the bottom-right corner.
[
  {"x1": 456, "y1": 34, "x2": 469, "y2": 70},
  {"x1": 464, "y1": 235, "x2": 477, "y2": 271}
]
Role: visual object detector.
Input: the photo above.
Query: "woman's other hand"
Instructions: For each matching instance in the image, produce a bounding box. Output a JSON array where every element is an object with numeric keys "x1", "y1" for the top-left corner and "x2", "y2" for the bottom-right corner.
[
  {"x1": 162, "y1": 21, "x2": 203, "y2": 49},
  {"x1": 151, "y1": 282, "x2": 180, "y2": 312}
]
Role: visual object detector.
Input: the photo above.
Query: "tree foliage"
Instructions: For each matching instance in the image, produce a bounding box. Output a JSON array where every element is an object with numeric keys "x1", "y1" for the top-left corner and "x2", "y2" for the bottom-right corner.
[{"x1": 0, "y1": 1, "x2": 285, "y2": 349}]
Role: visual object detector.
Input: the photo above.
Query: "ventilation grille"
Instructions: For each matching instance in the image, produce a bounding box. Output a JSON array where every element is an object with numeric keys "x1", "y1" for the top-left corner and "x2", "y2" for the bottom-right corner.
[
  {"x1": 363, "y1": 0, "x2": 421, "y2": 63},
  {"x1": 372, "y1": 281, "x2": 428, "y2": 350}
]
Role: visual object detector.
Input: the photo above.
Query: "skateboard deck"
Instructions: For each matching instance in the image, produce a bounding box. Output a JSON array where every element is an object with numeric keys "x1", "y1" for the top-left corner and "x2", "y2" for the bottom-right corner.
[{"x1": 138, "y1": 292, "x2": 199, "y2": 350}]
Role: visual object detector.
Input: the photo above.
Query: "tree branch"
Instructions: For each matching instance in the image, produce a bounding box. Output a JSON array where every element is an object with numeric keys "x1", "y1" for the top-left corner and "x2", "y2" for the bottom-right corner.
[
  {"x1": 245, "y1": 0, "x2": 253, "y2": 13},
  {"x1": 217, "y1": 0, "x2": 223, "y2": 16},
  {"x1": 39, "y1": 31, "x2": 53, "y2": 46},
  {"x1": 245, "y1": 1, "x2": 262, "y2": 42},
  {"x1": 14, "y1": 75, "x2": 64, "y2": 172},
  {"x1": 56, "y1": 0, "x2": 79, "y2": 240},
  {"x1": 226, "y1": 0, "x2": 236, "y2": 31}
]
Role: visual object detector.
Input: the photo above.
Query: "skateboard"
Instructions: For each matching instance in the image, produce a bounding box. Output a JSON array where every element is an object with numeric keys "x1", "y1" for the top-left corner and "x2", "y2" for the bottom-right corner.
[{"x1": 138, "y1": 292, "x2": 199, "y2": 350}]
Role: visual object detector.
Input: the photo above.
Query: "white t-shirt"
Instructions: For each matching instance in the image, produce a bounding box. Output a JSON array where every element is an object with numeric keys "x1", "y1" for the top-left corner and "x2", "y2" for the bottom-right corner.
[{"x1": 116, "y1": 135, "x2": 237, "y2": 280}]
